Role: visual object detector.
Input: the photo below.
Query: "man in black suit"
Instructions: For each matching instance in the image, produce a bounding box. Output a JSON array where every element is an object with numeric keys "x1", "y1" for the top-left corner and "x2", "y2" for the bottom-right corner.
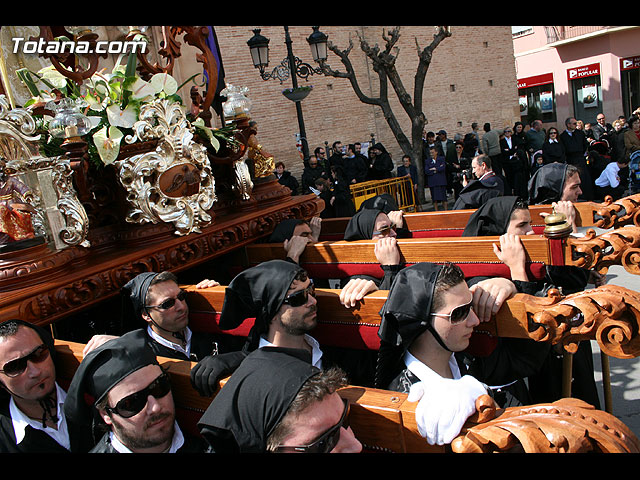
[
  {"x1": 559, "y1": 117, "x2": 593, "y2": 200},
  {"x1": 592, "y1": 113, "x2": 614, "y2": 141},
  {"x1": 0, "y1": 320, "x2": 93, "y2": 452},
  {"x1": 452, "y1": 154, "x2": 504, "y2": 210}
]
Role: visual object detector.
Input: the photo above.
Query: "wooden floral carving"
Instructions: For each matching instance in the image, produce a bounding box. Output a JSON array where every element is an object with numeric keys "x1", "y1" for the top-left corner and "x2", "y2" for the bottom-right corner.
[
  {"x1": 567, "y1": 226, "x2": 640, "y2": 275},
  {"x1": 592, "y1": 193, "x2": 640, "y2": 229},
  {"x1": 517, "y1": 284, "x2": 640, "y2": 359},
  {"x1": 452, "y1": 397, "x2": 640, "y2": 453}
]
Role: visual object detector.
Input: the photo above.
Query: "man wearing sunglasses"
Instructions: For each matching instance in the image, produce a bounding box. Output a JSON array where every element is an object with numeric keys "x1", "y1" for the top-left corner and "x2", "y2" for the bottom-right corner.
[
  {"x1": 266, "y1": 365, "x2": 361, "y2": 453},
  {"x1": 194, "y1": 258, "x2": 380, "y2": 396},
  {"x1": 198, "y1": 346, "x2": 361, "y2": 453},
  {"x1": 0, "y1": 319, "x2": 93, "y2": 452},
  {"x1": 376, "y1": 262, "x2": 508, "y2": 446},
  {"x1": 64, "y1": 330, "x2": 206, "y2": 453},
  {"x1": 221, "y1": 260, "x2": 323, "y2": 369},
  {"x1": 85, "y1": 271, "x2": 243, "y2": 362}
]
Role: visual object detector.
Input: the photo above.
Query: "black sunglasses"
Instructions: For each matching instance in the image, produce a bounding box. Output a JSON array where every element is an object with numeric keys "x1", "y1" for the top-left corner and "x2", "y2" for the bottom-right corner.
[
  {"x1": 274, "y1": 398, "x2": 350, "y2": 453},
  {"x1": 145, "y1": 290, "x2": 187, "y2": 311},
  {"x1": 282, "y1": 282, "x2": 316, "y2": 308},
  {"x1": 105, "y1": 372, "x2": 172, "y2": 418},
  {"x1": 372, "y1": 224, "x2": 395, "y2": 237},
  {"x1": 431, "y1": 299, "x2": 473, "y2": 325},
  {"x1": 0, "y1": 344, "x2": 50, "y2": 378}
]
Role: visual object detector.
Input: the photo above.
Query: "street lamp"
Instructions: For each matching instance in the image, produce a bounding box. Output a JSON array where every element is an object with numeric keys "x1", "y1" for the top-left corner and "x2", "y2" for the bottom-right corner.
[
  {"x1": 247, "y1": 26, "x2": 329, "y2": 161},
  {"x1": 306, "y1": 26, "x2": 328, "y2": 63},
  {"x1": 247, "y1": 28, "x2": 270, "y2": 73}
]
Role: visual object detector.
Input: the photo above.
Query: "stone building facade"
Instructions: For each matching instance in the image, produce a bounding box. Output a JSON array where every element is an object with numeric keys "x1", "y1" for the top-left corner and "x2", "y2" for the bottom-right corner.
[{"x1": 207, "y1": 26, "x2": 521, "y2": 188}]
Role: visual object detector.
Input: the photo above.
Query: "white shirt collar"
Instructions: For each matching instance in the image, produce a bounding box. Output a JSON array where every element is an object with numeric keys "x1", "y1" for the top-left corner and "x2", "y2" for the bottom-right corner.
[
  {"x1": 259, "y1": 334, "x2": 323, "y2": 369},
  {"x1": 404, "y1": 351, "x2": 461, "y2": 382},
  {"x1": 108, "y1": 421, "x2": 185, "y2": 453},
  {"x1": 10, "y1": 382, "x2": 71, "y2": 450},
  {"x1": 147, "y1": 325, "x2": 192, "y2": 357}
]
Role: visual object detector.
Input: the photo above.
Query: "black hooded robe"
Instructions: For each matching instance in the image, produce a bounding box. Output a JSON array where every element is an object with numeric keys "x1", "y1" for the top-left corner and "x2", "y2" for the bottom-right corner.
[
  {"x1": 198, "y1": 347, "x2": 320, "y2": 453},
  {"x1": 461, "y1": 196, "x2": 554, "y2": 407},
  {"x1": 452, "y1": 173, "x2": 504, "y2": 210}
]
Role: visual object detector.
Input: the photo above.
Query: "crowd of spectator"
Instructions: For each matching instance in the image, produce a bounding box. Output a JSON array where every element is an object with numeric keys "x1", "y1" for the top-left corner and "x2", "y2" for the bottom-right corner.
[{"x1": 274, "y1": 108, "x2": 640, "y2": 216}]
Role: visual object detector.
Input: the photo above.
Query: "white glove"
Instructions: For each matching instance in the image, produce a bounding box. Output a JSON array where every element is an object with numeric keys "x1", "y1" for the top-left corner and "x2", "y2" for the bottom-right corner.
[{"x1": 407, "y1": 375, "x2": 487, "y2": 445}]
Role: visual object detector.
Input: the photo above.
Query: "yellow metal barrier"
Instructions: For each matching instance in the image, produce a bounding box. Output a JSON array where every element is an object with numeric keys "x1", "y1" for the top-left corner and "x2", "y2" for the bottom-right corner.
[{"x1": 349, "y1": 176, "x2": 417, "y2": 212}]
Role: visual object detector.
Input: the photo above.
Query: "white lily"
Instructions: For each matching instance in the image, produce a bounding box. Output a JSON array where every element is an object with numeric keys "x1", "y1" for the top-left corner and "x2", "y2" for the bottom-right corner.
[
  {"x1": 150, "y1": 72, "x2": 178, "y2": 96},
  {"x1": 106, "y1": 103, "x2": 138, "y2": 128},
  {"x1": 93, "y1": 126, "x2": 124, "y2": 165},
  {"x1": 128, "y1": 77, "x2": 156, "y2": 101},
  {"x1": 37, "y1": 65, "x2": 68, "y2": 91},
  {"x1": 84, "y1": 90, "x2": 108, "y2": 112},
  {"x1": 193, "y1": 118, "x2": 220, "y2": 152}
]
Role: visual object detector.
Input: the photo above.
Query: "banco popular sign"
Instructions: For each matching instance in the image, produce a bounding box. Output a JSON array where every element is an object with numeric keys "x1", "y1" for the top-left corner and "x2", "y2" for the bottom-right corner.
[{"x1": 567, "y1": 63, "x2": 600, "y2": 81}]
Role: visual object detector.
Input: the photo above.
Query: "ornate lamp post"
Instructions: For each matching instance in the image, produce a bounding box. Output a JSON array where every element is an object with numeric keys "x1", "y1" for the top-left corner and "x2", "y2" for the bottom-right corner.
[{"x1": 247, "y1": 26, "x2": 329, "y2": 162}]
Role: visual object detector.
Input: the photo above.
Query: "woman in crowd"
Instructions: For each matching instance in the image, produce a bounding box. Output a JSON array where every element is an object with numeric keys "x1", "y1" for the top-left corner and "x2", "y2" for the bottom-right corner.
[{"x1": 541, "y1": 126, "x2": 565, "y2": 165}]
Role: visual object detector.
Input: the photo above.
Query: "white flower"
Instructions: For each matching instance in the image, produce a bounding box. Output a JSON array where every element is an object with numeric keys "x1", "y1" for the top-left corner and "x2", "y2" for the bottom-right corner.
[
  {"x1": 106, "y1": 103, "x2": 138, "y2": 128},
  {"x1": 93, "y1": 126, "x2": 124, "y2": 165},
  {"x1": 37, "y1": 65, "x2": 67, "y2": 91},
  {"x1": 150, "y1": 73, "x2": 178, "y2": 96},
  {"x1": 128, "y1": 77, "x2": 156, "y2": 101}
]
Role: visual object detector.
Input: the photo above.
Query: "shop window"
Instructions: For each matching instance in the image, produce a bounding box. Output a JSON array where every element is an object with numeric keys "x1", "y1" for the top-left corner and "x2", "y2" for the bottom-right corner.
[{"x1": 519, "y1": 84, "x2": 557, "y2": 123}]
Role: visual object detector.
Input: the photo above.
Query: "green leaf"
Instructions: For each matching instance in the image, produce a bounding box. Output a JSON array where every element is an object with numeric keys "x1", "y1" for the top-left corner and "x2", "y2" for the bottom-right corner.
[
  {"x1": 15, "y1": 68, "x2": 41, "y2": 97},
  {"x1": 124, "y1": 52, "x2": 138, "y2": 79}
]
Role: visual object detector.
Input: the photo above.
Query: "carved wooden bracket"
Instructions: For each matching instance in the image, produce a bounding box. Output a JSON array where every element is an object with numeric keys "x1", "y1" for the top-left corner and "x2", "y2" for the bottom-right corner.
[
  {"x1": 452, "y1": 397, "x2": 640, "y2": 453},
  {"x1": 511, "y1": 284, "x2": 640, "y2": 359},
  {"x1": 592, "y1": 193, "x2": 640, "y2": 229},
  {"x1": 566, "y1": 226, "x2": 640, "y2": 275}
]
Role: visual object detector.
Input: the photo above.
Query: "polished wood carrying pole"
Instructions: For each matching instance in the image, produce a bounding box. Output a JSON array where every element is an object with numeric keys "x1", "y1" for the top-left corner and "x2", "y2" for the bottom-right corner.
[{"x1": 319, "y1": 193, "x2": 640, "y2": 239}]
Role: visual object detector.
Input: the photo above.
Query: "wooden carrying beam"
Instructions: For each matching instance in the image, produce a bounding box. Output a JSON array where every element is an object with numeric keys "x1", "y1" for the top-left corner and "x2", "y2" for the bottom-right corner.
[
  {"x1": 243, "y1": 227, "x2": 640, "y2": 280},
  {"x1": 185, "y1": 284, "x2": 640, "y2": 360},
  {"x1": 319, "y1": 194, "x2": 640, "y2": 240},
  {"x1": 53, "y1": 284, "x2": 640, "y2": 455}
]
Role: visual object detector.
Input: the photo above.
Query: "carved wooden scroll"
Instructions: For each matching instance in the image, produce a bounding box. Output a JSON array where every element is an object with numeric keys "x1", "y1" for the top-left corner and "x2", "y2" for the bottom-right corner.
[
  {"x1": 452, "y1": 396, "x2": 640, "y2": 453},
  {"x1": 498, "y1": 285, "x2": 640, "y2": 360},
  {"x1": 566, "y1": 227, "x2": 640, "y2": 275},
  {"x1": 592, "y1": 194, "x2": 640, "y2": 230},
  {"x1": 53, "y1": 339, "x2": 640, "y2": 453}
]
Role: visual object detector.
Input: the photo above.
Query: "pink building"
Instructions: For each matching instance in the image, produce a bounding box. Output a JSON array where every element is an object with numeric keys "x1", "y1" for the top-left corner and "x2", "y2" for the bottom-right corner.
[{"x1": 513, "y1": 26, "x2": 640, "y2": 129}]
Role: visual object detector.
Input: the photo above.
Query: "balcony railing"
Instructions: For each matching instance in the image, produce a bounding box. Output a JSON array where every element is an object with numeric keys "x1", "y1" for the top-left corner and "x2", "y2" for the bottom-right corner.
[{"x1": 544, "y1": 26, "x2": 619, "y2": 43}]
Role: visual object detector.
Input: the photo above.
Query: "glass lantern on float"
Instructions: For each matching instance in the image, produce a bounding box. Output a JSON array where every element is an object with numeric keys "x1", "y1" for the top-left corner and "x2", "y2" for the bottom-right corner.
[
  {"x1": 221, "y1": 84, "x2": 253, "y2": 121},
  {"x1": 48, "y1": 98, "x2": 92, "y2": 143},
  {"x1": 116, "y1": 26, "x2": 149, "y2": 37}
]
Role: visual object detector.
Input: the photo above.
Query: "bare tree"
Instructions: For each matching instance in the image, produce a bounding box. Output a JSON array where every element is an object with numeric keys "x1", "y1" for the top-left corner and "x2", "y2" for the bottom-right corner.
[{"x1": 319, "y1": 26, "x2": 451, "y2": 204}]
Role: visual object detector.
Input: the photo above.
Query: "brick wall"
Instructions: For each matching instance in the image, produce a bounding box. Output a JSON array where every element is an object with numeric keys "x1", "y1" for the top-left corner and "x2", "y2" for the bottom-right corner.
[{"x1": 206, "y1": 26, "x2": 520, "y2": 186}]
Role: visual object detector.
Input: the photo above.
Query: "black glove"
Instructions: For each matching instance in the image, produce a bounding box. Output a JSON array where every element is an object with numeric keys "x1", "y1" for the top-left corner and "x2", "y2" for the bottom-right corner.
[{"x1": 190, "y1": 350, "x2": 248, "y2": 397}]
